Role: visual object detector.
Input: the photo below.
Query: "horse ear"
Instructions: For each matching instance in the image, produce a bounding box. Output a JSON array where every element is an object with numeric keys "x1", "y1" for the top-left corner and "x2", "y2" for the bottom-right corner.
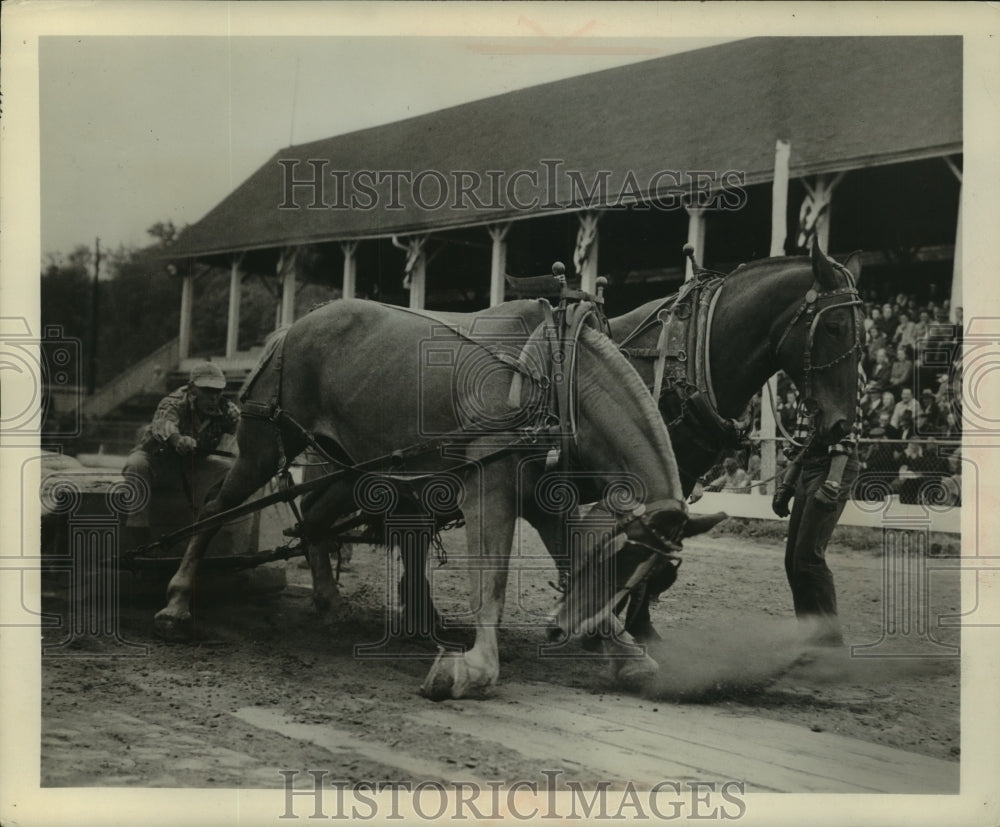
[
  {"x1": 811, "y1": 240, "x2": 839, "y2": 289},
  {"x1": 841, "y1": 250, "x2": 863, "y2": 284}
]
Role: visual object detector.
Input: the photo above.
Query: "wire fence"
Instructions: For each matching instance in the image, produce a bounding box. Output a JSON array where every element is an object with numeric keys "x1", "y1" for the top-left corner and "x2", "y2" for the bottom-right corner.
[
  {"x1": 705, "y1": 436, "x2": 962, "y2": 508},
  {"x1": 63, "y1": 421, "x2": 963, "y2": 511}
]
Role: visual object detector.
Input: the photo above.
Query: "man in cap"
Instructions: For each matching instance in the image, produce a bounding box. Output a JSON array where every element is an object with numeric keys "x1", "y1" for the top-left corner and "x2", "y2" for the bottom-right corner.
[{"x1": 120, "y1": 362, "x2": 241, "y2": 547}]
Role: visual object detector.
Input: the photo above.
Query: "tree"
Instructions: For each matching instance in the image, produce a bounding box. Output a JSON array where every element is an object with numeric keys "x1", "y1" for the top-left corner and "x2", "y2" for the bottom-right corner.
[{"x1": 40, "y1": 245, "x2": 93, "y2": 385}]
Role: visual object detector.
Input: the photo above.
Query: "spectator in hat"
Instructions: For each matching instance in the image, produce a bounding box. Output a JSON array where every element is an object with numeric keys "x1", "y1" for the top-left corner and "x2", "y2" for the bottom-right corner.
[
  {"x1": 894, "y1": 441, "x2": 927, "y2": 504},
  {"x1": 873, "y1": 409, "x2": 900, "y2": 441},
  {"x1": 881, "y1": 303, "x2": 899, "y2": 341},
  {"x1": 866, "y1": 347, "x2": 893, "y2": 394},
  {"x1": 864, "y1": 306, "x2": 884, "y2": 337},
  {"x1": 893, "y1": 312, "x2": 917, "y2": 350},
  {"x1": 917, "y1": 388, "x2": 944, "y2": 434},
  {"x1": 912, "y1": 309, "x2": 932, "y2": 344},
  {"x1": 890, "y1": 387, "x2": 919, "y2": 431},
  {"x1": 871, "y1": 389, "x2": 897, "y2": 430},
  {"x1": 120, "y1": 362, "x2": 241, "y2": 548},
  {"x1": 860, "y1": 385, "x2": 885, "y2": 434},
  {"x1": 864, "y1": 330, "x2": 888, "y2": 376},
  {"x1": 888, "y1": 344, "x2": 915, "y2": 398},
  {"x1": 896, "y1": 409, "x2": 916, "y2": 442},
  {"x1": 864, "y1": 421, "x2": 901, "y2": 484}
]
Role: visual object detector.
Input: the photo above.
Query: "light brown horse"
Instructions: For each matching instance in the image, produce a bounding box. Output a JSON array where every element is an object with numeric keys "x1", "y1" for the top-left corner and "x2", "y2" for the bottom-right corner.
[
  {"x1": 152, "y1": 298, "x2": 722, "y2": 699},
  {"x1": 394, "y1": 243, "x2": 864, "y2": 641}
]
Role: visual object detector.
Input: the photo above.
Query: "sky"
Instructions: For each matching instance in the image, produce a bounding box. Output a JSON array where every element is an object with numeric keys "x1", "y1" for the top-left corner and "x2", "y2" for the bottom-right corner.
[{"x1": 39, "y1": 35, "x2": 732, "y2": 259}]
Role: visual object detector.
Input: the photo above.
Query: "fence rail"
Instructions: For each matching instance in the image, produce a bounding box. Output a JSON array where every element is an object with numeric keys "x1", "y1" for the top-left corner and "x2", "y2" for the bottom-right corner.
[{"x1": 61, "y1": 425, "x2": 963, "y2": 534}]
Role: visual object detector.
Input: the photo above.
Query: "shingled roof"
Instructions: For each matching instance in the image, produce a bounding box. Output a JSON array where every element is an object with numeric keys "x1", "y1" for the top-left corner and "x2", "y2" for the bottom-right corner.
[{"x1": 169, "y1": 36, "x2": 961, "y2": 259}]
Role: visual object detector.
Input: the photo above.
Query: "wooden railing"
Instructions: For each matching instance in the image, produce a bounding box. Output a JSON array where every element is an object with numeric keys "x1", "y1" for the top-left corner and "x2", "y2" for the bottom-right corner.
[{"x1": 80, "y1": 338, "x2": 180, "y2": 419}]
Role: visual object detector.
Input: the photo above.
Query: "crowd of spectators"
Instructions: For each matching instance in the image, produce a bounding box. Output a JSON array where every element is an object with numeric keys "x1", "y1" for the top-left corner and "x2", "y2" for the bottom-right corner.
[{"x1": 706, "y1": 289, "x2": 963, "y2": 507}]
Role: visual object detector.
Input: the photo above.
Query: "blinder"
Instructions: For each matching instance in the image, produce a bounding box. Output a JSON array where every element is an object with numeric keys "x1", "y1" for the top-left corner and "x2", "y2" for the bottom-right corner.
[{"x1": 773, "y1": 263, "x2": 863, "y2": 406}]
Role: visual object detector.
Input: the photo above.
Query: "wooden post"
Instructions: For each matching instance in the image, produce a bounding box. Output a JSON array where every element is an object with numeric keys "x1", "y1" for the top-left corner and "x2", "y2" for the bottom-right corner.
[
  {"x1": 943, "y1": 157, "x2": 962, "y2": 323},
  {"x1": 684, "y1": 206, "x2": 706, "y2": 282},
  {"x1": 178, "y1": 270, "x2": 194, "y2": 360},
  {"x1": 770, "y1": 140, "x2": 791, "y2": 256},
  {"x1": 341, "y1": 241, "x2": 358, "y2": 300},
  {"x1": 798, "y1": 171, "x2": 845, "y2": 253},
  {"x1": 488, "y1": 223, "x2": 510, "y2": 306},
  {"x1": 761, "y1": 140, "x2": 793, "y2": 494},
  {"x1": 226, "y1": 255, "x2": 243, "y2": 358},
  {"x1": 393, "y1": 235, "x2": 427, "y2": 310},
  {"x1": 950, "y1": 192, "x2": 962, "y2": 323},
  {"x1": 279, "y1": 247, "x2": 298, "y2": 327},
  {"x1": 409, "y1": 250, "x2": 427, "y2": 310},
  {"x1": 574, "y1": 212, "x2": 600, "y2": 293}
]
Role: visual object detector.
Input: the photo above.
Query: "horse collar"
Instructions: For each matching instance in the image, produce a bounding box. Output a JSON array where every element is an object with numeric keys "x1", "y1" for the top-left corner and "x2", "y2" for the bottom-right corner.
[{"x1": 623, "y1": 276, "x2": 751, "y2": 450}]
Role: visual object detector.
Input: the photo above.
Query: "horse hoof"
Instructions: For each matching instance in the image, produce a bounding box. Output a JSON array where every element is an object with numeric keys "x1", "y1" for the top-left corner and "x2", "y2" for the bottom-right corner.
[
  {"x1": 420, "y1": 654, "x2": 459, "y2": 702},
  {"x1": 420, "y1": 670, "x2": 455, "y2": 702},
  {"x1": 153, "y1": 609, "x2": 193, "y2": 641},
  {"x1": 616, "y1": 656, "x2": 659, "y2": 691}
]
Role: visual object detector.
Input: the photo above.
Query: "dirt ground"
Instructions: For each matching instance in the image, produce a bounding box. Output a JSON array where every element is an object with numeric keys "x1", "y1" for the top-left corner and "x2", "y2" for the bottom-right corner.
[{"x1": 39, "y1": 520, "x2": 960, "y2": 793}]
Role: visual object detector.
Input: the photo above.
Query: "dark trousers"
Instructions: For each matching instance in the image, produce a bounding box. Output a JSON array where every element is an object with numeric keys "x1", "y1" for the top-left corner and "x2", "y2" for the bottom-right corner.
[
  {"x1": 783, "y1": 453, "x2": 858, "y2": 638},
  {"x1": 121, "y1": 449, "x2": 231, "y2": 529}
]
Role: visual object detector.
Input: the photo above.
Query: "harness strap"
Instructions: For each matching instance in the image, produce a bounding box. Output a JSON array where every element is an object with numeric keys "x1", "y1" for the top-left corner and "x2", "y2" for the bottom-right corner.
[
  {"x1": 651, "y1": 309, "x2": 671, "y2": 404},
  {"x1": 622, "y1": 276, "x2": 750, "y2": 449}
]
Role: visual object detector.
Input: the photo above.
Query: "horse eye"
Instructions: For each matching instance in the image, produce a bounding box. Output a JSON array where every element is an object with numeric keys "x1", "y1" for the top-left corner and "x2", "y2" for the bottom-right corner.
[{"x1": 823, "y1": 320, "x2": 840, "y2": 334}]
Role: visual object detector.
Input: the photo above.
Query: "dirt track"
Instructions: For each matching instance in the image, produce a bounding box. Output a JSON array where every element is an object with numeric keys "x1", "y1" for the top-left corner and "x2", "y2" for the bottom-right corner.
[{"x1": 40, "y1": 526, "x2": 960, "y2": 794}]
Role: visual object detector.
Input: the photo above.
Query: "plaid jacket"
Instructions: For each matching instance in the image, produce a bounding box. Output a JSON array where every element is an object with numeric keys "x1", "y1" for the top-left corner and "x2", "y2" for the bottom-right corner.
[
  {"x1": 138, "y1": 385, "x2": 240, "y2": 454},
  {"x1": 787, "y1": 364, "x2": 866, "y2": 461}
]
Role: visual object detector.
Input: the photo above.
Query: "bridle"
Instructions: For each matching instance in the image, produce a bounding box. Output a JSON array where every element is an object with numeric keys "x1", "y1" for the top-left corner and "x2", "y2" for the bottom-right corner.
[
  {"x1": 771, "y1": 261, "x2": 864, "y2": 409},
  {"x1": 616, "y1": 255, "x2": 863, "y2": 455}
]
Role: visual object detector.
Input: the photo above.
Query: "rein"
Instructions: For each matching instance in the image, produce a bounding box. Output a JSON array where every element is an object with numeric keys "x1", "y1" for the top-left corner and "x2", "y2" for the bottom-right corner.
[{"x1": 220, "y1": 288, "x2": 682, "y2": 563}]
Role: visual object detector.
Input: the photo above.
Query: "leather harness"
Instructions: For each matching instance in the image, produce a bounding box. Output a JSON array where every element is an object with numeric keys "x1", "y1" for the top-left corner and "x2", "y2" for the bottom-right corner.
[
  {"x1": 618, "y1": 259, "x2": 863, "y2": 455},
  {"x1": 234, "y1": 293, "x2": 685, "y2": 557},
  {"x1": 619, "y1": 273, "x2": 752, "y2": 452}
]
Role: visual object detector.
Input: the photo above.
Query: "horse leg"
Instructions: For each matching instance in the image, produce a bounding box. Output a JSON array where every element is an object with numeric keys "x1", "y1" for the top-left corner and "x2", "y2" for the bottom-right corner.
[
  {"x1": 421, "y1": 464, "x2": 515, "y2": 700},
  {"x1": 153, "y1": 423, "x2": 284, "y2": 640},
  {"x1": 304, "y1": 537, "x2": 344, "y2": 617},
  {"x1": 399, "y1": 536, "x2": 441, "y2": 639},
  {"x1": 398, "y1": 535, "x2": 469, "y2": 647},
  {"x1": 599, "y1": 616, "x2": 660, "y2": 690},
  {"x1": 526, "y1": 507, "x2": 660, "y2": 689},
  {"x1": 298, "y1": 478, "x2": 356, "y2": 617}
]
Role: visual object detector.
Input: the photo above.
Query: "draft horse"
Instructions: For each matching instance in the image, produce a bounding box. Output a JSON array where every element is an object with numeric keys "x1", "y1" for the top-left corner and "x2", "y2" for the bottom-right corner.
[
  {"x1": 151, "y1": 298, "x2": 723, "y2": 699},
  {"x1": 397, "y1": 243, "x2": 864, "y2": 641}
]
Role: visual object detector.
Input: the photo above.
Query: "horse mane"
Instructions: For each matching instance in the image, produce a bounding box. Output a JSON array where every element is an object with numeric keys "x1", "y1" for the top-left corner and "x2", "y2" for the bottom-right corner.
[
  {"x1": 578, "y1": 325, "x2": 679, "y2": 471},
  {"x1": 239, "y1": 326, "x2": 289, "y2": 401},
  {"x1": 728, "y1": 254, "x2": 809, "y2": 278}
]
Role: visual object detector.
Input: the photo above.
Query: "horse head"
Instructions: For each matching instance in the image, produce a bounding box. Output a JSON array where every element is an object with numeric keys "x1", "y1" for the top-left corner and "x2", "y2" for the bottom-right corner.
[{"x1": 771, "y1": 243, "x2": 863, "y2": 445}]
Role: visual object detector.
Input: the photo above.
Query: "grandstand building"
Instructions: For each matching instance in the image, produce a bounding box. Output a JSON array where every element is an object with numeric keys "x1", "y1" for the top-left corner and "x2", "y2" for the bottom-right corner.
[{"x1": 161, "y1": 35, "x2": 961, "y2": 375}]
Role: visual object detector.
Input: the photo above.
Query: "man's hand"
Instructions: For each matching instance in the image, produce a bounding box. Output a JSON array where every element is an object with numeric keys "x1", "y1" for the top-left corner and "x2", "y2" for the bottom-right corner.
[
  {"x1": 771, "y1": 484, "x2": 794, "y2": 518},
  {"x1": 174, "y1": 435, "x2": 198, "y2": 455},
  {"x1": 813, "y1": 481, "x2": 840, "y2": 511}
]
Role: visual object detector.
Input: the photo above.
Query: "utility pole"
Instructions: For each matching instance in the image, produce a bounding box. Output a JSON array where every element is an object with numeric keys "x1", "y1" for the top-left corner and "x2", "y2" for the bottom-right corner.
[{"x1": 88, "y1": 237, "x2": 101, "y2": 395}]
